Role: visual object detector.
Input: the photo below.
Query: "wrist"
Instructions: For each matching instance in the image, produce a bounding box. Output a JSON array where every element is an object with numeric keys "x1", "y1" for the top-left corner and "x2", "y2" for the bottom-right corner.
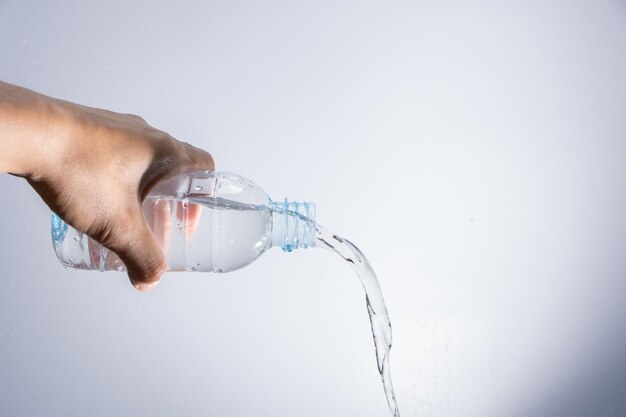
[{"x1": 0, "y1": 83, "x2": 74, "y2": 180}]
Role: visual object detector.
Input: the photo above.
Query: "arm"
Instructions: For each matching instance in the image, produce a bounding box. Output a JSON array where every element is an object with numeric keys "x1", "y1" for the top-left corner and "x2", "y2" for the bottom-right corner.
[{"x1": 0, "y1": 81, "x2": 215, "y2": 291}]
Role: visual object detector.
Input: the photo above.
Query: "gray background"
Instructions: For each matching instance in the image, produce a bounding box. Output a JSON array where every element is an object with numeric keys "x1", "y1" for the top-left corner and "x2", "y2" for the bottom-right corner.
[{"x1": 1, "y1": 1, "x2": 626, "y2": 416}]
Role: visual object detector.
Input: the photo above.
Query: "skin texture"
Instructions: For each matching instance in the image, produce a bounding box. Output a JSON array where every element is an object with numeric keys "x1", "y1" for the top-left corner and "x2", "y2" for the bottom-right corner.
[{"x1": 0, "y1": 81, "x2": 215, "y2": 291}]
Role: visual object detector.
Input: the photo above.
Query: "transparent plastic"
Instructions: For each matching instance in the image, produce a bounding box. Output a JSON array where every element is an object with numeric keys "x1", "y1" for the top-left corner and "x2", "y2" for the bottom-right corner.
[{"x1": 51, "y1": 171, "x2": 316, "y2": 273}]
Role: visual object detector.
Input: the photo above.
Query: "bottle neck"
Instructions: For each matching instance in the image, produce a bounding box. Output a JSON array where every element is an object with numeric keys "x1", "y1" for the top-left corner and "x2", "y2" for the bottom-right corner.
[{"x1": 271, "y1": 199, "x2": 317, "y2": 252}]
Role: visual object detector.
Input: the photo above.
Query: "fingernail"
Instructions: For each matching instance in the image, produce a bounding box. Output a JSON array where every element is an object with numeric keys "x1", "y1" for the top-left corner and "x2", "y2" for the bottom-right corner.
[{"x1": 133, "y1": 280, "x2": 160, "y2": 292}]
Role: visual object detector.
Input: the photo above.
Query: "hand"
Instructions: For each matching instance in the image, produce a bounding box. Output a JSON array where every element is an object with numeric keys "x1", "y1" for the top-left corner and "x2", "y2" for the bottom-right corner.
[{"x1": 0, "y1": 81, "x2": 214, "y2": 291}]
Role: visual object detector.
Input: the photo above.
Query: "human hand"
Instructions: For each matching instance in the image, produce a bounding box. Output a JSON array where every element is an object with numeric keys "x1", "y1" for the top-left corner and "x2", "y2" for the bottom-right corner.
[{"x1": 0, "y1": 82, "x2": 214, "y2": 291}]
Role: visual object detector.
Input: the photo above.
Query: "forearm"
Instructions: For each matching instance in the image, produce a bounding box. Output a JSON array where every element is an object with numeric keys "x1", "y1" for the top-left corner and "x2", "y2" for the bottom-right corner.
[{"x1": 0, "y1": 81, "x2": 68, "y2": 178}]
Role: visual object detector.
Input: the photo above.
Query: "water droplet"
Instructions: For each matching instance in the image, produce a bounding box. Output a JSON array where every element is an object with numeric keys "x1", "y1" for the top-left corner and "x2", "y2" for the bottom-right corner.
[{"x1": 194, "y1": 185, "x2": 203, "y2": 191}]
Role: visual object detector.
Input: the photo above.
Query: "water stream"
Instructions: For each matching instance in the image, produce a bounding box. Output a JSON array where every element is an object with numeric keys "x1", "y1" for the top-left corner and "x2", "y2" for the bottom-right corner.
[{"x1": 316, "y1": 225, "x2": 400, "y2": 417}]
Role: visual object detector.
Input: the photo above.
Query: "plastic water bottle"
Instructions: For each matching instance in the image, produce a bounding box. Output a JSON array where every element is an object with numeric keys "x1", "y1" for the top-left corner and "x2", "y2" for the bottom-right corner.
[{"x1": 51, "y1": 171, "x2": 316, "y2": 272}]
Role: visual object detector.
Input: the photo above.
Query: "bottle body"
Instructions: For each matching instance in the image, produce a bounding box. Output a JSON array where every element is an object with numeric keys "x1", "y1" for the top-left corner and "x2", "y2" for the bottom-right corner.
[{"x1": 51, "y1": 171, "x2": 316, "y2": 273}]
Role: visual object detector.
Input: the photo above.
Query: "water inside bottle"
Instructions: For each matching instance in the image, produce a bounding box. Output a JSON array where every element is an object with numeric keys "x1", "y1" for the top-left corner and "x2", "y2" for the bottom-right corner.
[{"x1": 85, "y1": 196, "x2": 273, "y2": 272}]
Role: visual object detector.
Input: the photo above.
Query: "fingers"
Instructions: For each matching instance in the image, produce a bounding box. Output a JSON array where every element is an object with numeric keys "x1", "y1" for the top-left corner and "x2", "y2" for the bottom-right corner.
[
  {"x1": 139, "y1": 140, "x2": 215, "y2": 202},
  {"x1": 176, "y1": 201, "x2": 202, "y2": 241},
  {"x1": 145, "y1": 142, "x2": 211, "y2": 243},
  {"x1": 185, "y1": 202, "x2": 202, "y2": 241},
  {"x1": 181, "y1": 142, "x2": 215, "y2": 173},
  {"x1": 102, "y1": 208, "x2": 168, "y2": 292},
  {"x1": 103, "y1": 139, "x2": 214, "y2": 289},
  {"x1": 149, "y1": 199, "x2": 173, "y2": 257}
]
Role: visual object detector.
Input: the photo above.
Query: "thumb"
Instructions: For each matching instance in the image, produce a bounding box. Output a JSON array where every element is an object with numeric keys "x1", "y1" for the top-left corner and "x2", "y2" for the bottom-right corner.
[{"x1": 105, "y1": 208, "x2": 168, "y2": 292}]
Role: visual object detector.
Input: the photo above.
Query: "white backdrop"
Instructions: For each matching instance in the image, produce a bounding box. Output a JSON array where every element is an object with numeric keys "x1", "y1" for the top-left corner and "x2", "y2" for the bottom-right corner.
[{"x1": 1, "y1": 1, "x2": 626, "y2": 416}]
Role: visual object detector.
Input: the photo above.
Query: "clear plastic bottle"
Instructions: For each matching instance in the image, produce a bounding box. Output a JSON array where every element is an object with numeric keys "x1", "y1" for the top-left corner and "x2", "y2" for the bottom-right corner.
[{"x1": 51, "y1": 171, "x2": 316, "y2": 272}]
